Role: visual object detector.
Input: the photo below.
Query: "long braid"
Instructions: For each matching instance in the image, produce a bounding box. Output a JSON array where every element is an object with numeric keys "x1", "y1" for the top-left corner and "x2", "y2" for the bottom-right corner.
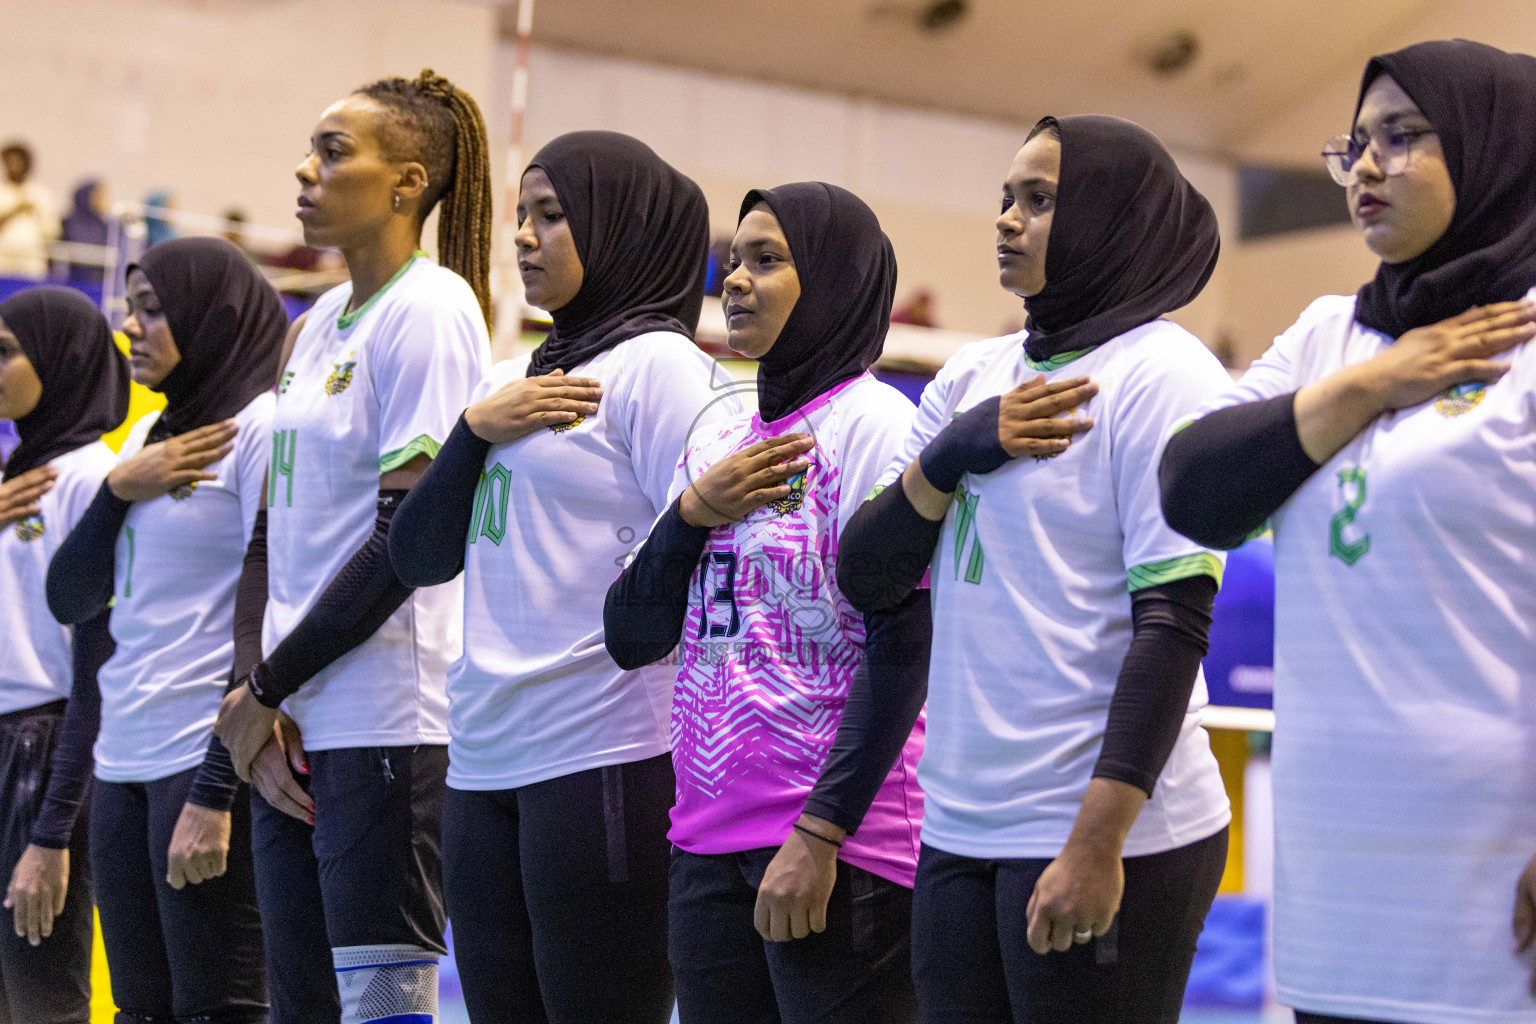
[
  {"x1": 411, "y1": 70, "x2": 493, "y2": 327},
  {"x1": 357, "y1": 69, "x2": 494, "y2": 328}
]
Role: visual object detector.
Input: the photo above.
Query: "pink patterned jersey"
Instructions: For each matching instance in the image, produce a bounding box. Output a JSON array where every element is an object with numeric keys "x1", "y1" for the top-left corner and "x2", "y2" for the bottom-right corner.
[{"x1": 665, "y1": 374, "x2": 926, "y2": 886}]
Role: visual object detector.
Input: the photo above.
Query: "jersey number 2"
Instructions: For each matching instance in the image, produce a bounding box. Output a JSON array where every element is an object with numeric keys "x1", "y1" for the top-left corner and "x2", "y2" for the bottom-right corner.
[{"x1": 1328, "y1": 467, "x2": 1370, "y2": 566}]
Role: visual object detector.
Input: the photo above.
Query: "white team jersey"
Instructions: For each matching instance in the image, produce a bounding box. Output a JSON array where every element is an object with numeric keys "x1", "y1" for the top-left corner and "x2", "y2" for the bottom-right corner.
[
  {"x1": 265, "y1": 255, "x2": 487, "y2": 750},
  {"x1": 94, "y1": 395, "x2": 271, "y2": 782},
  {"x1": 880, "y1": 324, "x2": 1233, "y2": 860},
  {"x1": 0, "y1": 441, "x2": 115, "y2": 714},
  {"x1": 1191, "y1": 290, "x2": 1536, "y2": 1024},
  {"x1": 448, "y1": 331, "x2": 740, "y2": 791}
]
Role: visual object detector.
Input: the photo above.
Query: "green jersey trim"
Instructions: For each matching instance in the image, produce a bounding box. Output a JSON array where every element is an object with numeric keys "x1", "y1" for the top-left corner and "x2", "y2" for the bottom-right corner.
[
  {"x1": 1126, "y1": 551, "x2": 1224, "y2": 592},
  {"x1": 1167, "y1": 413, "x2": 1199, "y2": 436},
  {"x1": 337, "y1": 250, "x2": 429, "y2": 330},
  {"x1": 1024, "y1": 347, "x2": 1094, "y2": 372},
  {"x1": 380, "y1": 434, "x2": 442, "y2": 473}
]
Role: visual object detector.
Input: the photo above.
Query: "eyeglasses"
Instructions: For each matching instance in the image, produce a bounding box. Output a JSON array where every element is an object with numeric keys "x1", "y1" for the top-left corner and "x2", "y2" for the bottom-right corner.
[{"x1": 1321, "y1": 128, "x2": 1437, "y2": 186}]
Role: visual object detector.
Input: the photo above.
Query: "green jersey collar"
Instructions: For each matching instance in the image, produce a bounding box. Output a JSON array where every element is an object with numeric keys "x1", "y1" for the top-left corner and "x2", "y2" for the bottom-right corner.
[{"x1": 337, "y1": 250, "x2": 429, "y2": 330}]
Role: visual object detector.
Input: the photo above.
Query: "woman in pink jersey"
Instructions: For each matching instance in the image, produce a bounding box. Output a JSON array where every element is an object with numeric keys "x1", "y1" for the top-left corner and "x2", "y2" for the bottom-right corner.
[{"x1": 606, "y1": 182, "x2": 928, "y2": 1023}]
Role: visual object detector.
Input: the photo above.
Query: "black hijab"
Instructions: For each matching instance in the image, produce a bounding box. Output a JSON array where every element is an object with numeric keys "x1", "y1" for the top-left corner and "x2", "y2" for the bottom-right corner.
[
  {"x1": 741, "y1": 182, "x2": 897, "y2": 423},
  {"x1": 1022, "y1": 116, "x2": 1220, "y2": 363},
  {"x1": 130, "y1": 236, "x2": 286, "y2": 443},
  {"x1": 0, "y1": 287, "x2": 128, "y2": 480},
  {"x1": 524, "y1": 131, "x2": 709, "y2": 376},
  {"x1": 1352, "y1": 40, "x2": 1536, "y2": 339}
]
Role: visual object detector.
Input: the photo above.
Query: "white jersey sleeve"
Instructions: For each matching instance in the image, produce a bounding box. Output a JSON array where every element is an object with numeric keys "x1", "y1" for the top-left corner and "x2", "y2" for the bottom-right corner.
[
  {"x1": 233, "y1": 393, "x2": 274, "y2": 540},
  {"x1": 1190, "y1": 296, "x2": 1355, "y2": 419},
  {"x1": 833, "y1": 383, "x2": 916, "y2": 535},
  {"x1": 870, "y1": 347, "x2": 967, "y2": 494},
  {"x1": 51, "y1": 448, "x2": 113, "y2": 537},
  {"x1": 371, "y1": 295, "x2": 486, "y2": 472},
  {"x1": 1113, "y1": 338, "x2": 1232, "y2": 588},
  {"x1": 617, "y1": 334, "x2": 735, "y2": 514},
  {"x1": 661, "y1": 448, "x2": 690, "y2": 513}
]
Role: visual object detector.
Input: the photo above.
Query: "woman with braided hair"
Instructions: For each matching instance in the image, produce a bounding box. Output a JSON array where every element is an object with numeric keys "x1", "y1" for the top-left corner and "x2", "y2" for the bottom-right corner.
[{"x1": 212, "y1": 69, "x2": 490, "y2": 1024}]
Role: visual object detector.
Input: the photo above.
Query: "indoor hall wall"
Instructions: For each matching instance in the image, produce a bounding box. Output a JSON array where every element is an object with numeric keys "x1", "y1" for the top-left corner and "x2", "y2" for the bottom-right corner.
[
  {"x1": 1234, "y1": 0, "x2": 1536, "y2": 169},
  {"x1": 0, "y1": 0, "x2": 497, "y2": 251},
  {"x1": 497, "y1": 44, "x2": 1238, "y2": 343},
  {"x1": 1225, "y1": 225, "x2": 1380, "y2": 366}
]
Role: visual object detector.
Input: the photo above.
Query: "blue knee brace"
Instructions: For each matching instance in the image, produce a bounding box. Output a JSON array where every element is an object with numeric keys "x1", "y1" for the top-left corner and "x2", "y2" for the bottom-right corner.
[{"x1": 332, "y1": 944, "x2": 440, "y2": 1024}]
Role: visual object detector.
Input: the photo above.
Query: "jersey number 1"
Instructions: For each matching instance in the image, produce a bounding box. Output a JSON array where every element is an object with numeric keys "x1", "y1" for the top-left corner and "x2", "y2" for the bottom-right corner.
[{"x1": 952, "y1": 483, "x2": 985, "y2": 584}]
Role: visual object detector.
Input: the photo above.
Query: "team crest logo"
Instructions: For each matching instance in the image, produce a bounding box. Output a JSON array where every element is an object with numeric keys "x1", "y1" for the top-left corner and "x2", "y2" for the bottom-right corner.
[
  {"x1": 767, "y1": 468, "x2": 808, "y2": 515},
  {"x1": 548, "y1": 415, "x2": 585, "y2": 434},
  {"x1": 170, "y1": 482, "x2": 198, "y2": 500},
  {"x1": 325, "y1": 361, "x2": 357, "y2": 396},
  {"x1": 1436, "y1": 382, "x2": 1486, "y2": 417},
  {"x1": 13, "y1": 516, "x2": 43, "y2": 542}
]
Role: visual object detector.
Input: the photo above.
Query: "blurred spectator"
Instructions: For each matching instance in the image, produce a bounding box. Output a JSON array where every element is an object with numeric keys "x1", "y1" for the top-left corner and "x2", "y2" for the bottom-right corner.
[
  {"x1": 891, "y1": 286, "x2": 937, "y2": 327},
  {"x1": 221, "y1": 207, "x2": 260, "y2": 263},
  {"x1": 143, "y1": 189, "x2": 177, "y2": 248},
  {"x1": 0, "y1": 141, "x2": 59, "y2": 279},
  {"x1": 59, "y1": 178, "x2": 111, "y2": 285}
]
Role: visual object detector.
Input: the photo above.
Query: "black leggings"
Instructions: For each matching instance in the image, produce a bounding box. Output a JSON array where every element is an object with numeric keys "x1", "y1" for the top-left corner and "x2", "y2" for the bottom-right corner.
[
  {"x1": 912, "y1": 828, "x2": 1228, "y2": 1024},
  {"x1": 0, "y1": 702, "x2": 92, "y2": 1024},
  {"x1": 442, "y1": 752, "x2": 675, "y2": 1024},
  {"x1": 668, "y1": 846, "x2": 918, "y2": 1024},
  {"x1": 250, "y1": 744, "x2": 447, "y2": 1024},
  {"x1": 90, "y1": 768, "x2": 266, "y2": 1023}
]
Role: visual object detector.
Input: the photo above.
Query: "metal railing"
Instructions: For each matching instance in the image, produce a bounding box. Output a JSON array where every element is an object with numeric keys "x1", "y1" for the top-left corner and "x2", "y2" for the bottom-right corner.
[{"x1": 45, "y1": 202, "x2": 342, "y2": 326}]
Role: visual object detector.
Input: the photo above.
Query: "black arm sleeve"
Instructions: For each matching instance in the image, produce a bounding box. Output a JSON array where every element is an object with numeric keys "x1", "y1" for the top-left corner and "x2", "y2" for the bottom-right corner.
[
  {"x1": 185, "y1": 510, "x2": 267, "y2": 809},
  {"x1": 389, "y1": 416, "x2": 491, "y2": 588},
  {"x1": 1158, "y1": 394, "x2": 1321, "y2": 550},
  {"x1": 836, "y1": 478, "x2": 943, "y2": 614},
  {"x1": 802, "y1": 589, "x2": 931, "y2": 834},
  {"x1": 603, "y1": 499, "x2": 711, "y2": 671},
  {"x1": 29, "y1": 610, "x2": 112, "y2": 849},
  {"x1": 1091, "y1": 574, "x2": 1217, "y2": 797},
  {"x1": 229, "y1": 508, "x2": 268, "y2": 686},
  {"x1": 45, "y1": 482, "x2": 130, "y2": 625},
  {"x1": 245, "y1": 490, "x2": 414, "y2": 709}
]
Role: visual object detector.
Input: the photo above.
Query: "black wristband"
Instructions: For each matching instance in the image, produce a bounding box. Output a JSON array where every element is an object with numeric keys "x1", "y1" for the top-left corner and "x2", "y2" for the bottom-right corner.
[
  {"x1": 918, "y1": 395, "x2": 1009, "y2": 493},
  {"x1": 244, "y1": 662, "x2": 284, "y2": 710},
  {"x1": 792, "y1": 822, "x2": 843, "y2": 848}
]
